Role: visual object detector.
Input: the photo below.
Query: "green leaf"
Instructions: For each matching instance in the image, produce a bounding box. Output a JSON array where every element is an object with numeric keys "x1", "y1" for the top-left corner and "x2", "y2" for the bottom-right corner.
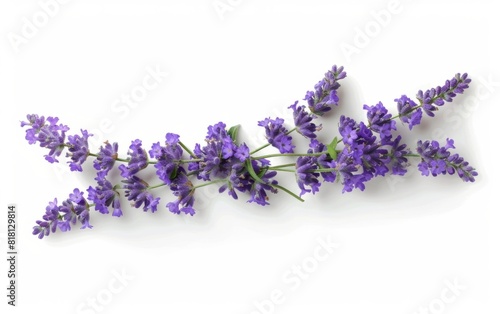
[
  {"x1": 327, "y1": 137, "x2": 338, "y2": 160},
  {"x1": 169, "y1": 166, "x2": 179, "y2": 181},
  {"x1": 245, "y1": 159, "x2": 264, "y2": 184},
  {"x1": 228, "y1": 125, "x2": 240, "y2": 143}
]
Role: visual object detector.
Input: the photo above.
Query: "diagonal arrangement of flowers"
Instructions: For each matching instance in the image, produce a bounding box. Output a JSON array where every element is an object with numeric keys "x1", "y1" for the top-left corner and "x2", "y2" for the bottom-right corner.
[{"x1": 21, "y1": 65, "x2": 478, "y2": 239}]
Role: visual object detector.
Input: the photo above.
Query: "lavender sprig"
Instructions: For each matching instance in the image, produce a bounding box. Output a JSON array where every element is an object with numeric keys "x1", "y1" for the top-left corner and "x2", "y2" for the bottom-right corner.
[
  {"x1": 416, "y1": 73, "x2": 471, "y2": 116},
  {"x1": 21, "y1": 65, "x2": 479, "y2": 239},
  {"x1": 257, "y1": 117, "x2": 295, "y2": 153},
  {"x1": 395, "y1": 73, "x2": 471, "y2": 130},
  {"x1": 417, "y1": 138, "x2": 478, "y2": 182},
  {"x1": 21, "y1": 114, "x2": 69, "y2": 163},
  {"x1": 305, "y1": 65, "x2": 346, "y2": 115}
]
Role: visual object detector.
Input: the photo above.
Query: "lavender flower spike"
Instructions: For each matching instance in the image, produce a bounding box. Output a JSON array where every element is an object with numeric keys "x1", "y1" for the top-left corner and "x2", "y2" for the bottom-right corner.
[
  {"x1": 94, "y1": 141, "x2": 119, "y2": 176},
  {"x1": 295, "y1": 156, "x2": 321, "y2": 196},
  {"x1": 289, "y1": 101, "x2": 321, "y2": 139},
  {"x1": 167, "y1": 171, "x2": 196, "y2": 216},
  {"x1": 363, "y1": 102, "x2": 396, "y2": 141},
  {"x1": 189, "y1": 122, "x2": 236, "y2": 181},
  {"x1": 258, "y1": 117, "x2": 295, "y2": 153},
  {"x1": 305, "y1": 65, "x2": 346, "y2": 116},
  {"x1": 32, "y1": 198, "x2": 60, "y2": 239},
  {"x1": 416, "y1": 138, "x2": 478, "y2": 182},
  {"x1": 119, "y1": 139, "x2": 148, "y2": 178},
  {"x1": 416, "y1": 73, "x2": 471, "y2": 117},
  {"x1": 149, "y1": 133, "x2": 184, "y2": 185},
  {"x1": 20, "y1": 114, "x2": 69, "y2": 163},
  {"x1": 122, "y1": 175, "x2": 160, "y2": 213},
  {"x1": 87, "y1": 173, "x2": 122, "y2": 216},
  {"x1": 395, "y1": 95, "x2": 422, "y2": 130},
  {"x1": 66, "y1": 129, "x2": 92, "y2": 172}
]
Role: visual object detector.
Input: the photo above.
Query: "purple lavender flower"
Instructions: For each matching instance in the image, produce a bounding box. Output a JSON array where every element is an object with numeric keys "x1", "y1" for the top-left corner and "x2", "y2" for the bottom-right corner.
[
  {"x1": 416, "y1": 138, "x2": 478, "y2": 182},
  {"x1": 339, "y1": 115, "x2": 358, "y2": 145},
  {"x1": 305, "y1": 65, "x2": 346, "y2": 115},
  {"x1": 87, "y1": 174, "x2": 122, "y2": 217},
  {"x1": 234, "y1": 143, "x2": 249, "y2": 162},
  {"x1": 94, "y1": 141, "x2": 118, "y2": 176},
  {"x1": 119, "y1": 139, "x2": 148, "y2": 178},
  {"x1": 205, "y1": 122, "x2": 237, "y2": 159},
  {"x1": 330, "y1": 149, "x2": 363, "y2": 193},
  {"x1": 149, "y1": 133, "x2": 184, "y2": 185},
  {"x1": 20, "y1": 114, "x2": 69, "y2": 163},
  {"x1": 349, "y1": 123, "x2": 389, "y2": 178},
  {"x1": 33, "y1": 188, "x2": 93, "y2": 238},
  {"x1": 32, "y1": 198, "x2": 60, "y2": 239},
  {"x1": 386, "y1": 135, "x2": 409, "y2": 175},
  {"x1": 338, "y1": 117, "x2": 390, "y2": 191},
  {"x1": 289, "y1": 101, "x2": 321, "y2": 139},
  {"x1": 217, "y1": 154, "x2": 259, "y2": 200},
  {"x1": 59, "y1": 188, "x2": 92, "y2": 231},
  {"x1": 248, "y1": 168, "x2": 279, "y2": 206},
  {"x1": 219, "y1": 164, "x2": 247, "y2": 200},
  {"x1": 191, "y1": 141, "x2": 231, "y2": 180},
  {"x1": 395, "y1": 95, "x2": 422, "y2": 130},
  {"x1": 309, "y1": 139, "x2": 336, "y2": 183},
  {"x1": 207, "y1": 122, "x2": 228, "y2": 141},
  {"x1": 363, "y1": 102, "x2": 396, "y2": 142},
  {"x1": 32, "y1": 220, "x2": 51, "y2": 239},
  {"x1": 447, "y1": 154, "x2": 478, "y2": 183},
  {"x1": 295, "y1": 156, "x2": 320, "y2": 196},
  {"x1": 122, "y1": 176, "x2": 160, "y2": 212},
  {"x1": 416, "y1": 73, "x2": 471, "y2": 116},
  {"x1": 258, "y1": 118, "x2": 295, "y2": 153},
  {"x1": 166, "y1": 171, "x2": 196, "y2": 215},
  {"x1": 66, "y1": 129, "x2": 91, "y2": 171},
  {"x1": 343, "y1": 173, "x2": 371, "y2": 192},
  {"x1": 21, "y1": 114, "x2": 46, "y2": 144},
  {"x1": 189, "y1": 122, "x2": 236, "y2": 181}
]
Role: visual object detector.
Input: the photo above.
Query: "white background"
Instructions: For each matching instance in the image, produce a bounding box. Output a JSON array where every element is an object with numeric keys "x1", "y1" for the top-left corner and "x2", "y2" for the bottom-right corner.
[{"x1": 1, "y1": 1, "x2": 499, "y2": 313}]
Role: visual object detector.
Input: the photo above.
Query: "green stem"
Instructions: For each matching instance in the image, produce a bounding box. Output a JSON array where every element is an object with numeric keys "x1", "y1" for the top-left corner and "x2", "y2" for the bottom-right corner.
[
  {"x1": 88, "y1": 152, "x2": 129, "y2": 163},
  {"x1": 180, "y1": 159, "x2": 202, "y2": 163},
  {"x1": 313, "y1": 168, "x2": 338, "y2": 173},
  {"x1": 272, "y1": 169, "x2": 296, "y2": 173},
  {"x1": 404, "y1": 153, "x2": 421, "y2": 158},
  {"x1": 147, "y1": 183, "x2": 167, "y2": 190},
  {"x1": 268, "y1": 163, "x2": 296, "y2": 170},
  {"x1": 186, "y1": 170, "x2": 200, "y2": 177},
  {"x1": 179, "y1": 141, "x2": 196, "y2": 158},
  {"x1": 192, "y1": 179, "x2": 226, "y2": 190},
  {"x1": 250, "y1": 143, "x2": 272, "y2": 155},
  {"x1": 253, "y1": 152, "x2": 324, "y2": 160},
  {"x1": 273, "y1": 167, "x2": 338, "y2": 173},
  {"x1": 270, "y1": 184, "x2": 304, "y2": 202}
]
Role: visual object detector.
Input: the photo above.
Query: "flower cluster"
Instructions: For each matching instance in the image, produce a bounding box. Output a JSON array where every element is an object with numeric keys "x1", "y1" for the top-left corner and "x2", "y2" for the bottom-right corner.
[
  {"x1": 396, "y1": 73, "x2": 471, "y2": 130},
  {"x1": 258, "y1": 118, "x2": 295, "y2": 153},
  {"x1": 417, "y1": 139, "x2": 478, "y2": 182},
  {"x1": 304, "y1": 65, "x2": 346, "y2": 115},
  {"x1": 21, "y1": 114, "x2": 69, "y2": 163},
  {"x1": 257, "y1": 66, "x2": 346, "y2": 151},
  {"x1": 32, "y1": 189, "x2": 91, "y2": 239},
  {"x1": 21, "y1": 65, "x2": 478, "y2": 239}
]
